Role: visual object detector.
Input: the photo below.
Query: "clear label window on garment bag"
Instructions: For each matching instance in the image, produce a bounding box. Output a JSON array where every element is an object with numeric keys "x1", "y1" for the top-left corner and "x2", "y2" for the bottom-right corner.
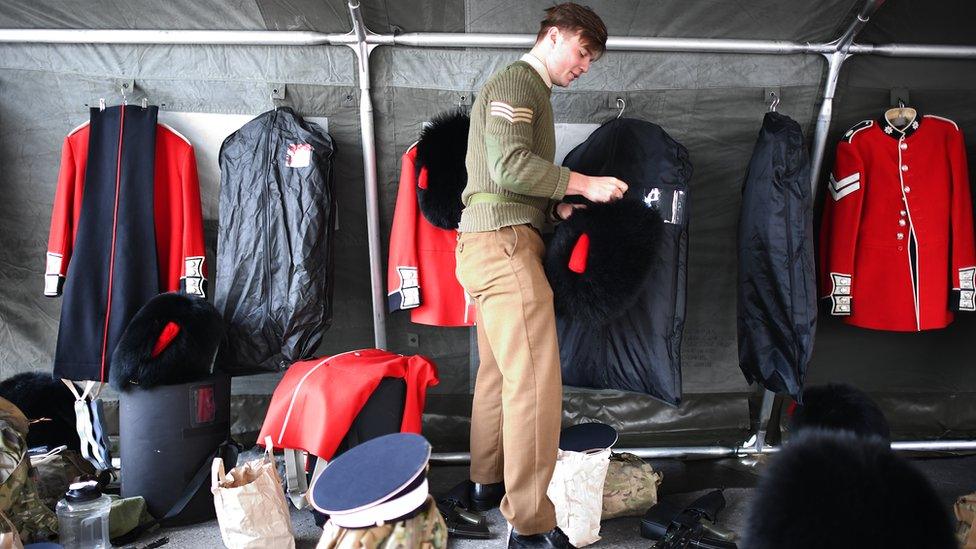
[{"x1": 643, "y1": 187, "x2": 686, "y2": 225}]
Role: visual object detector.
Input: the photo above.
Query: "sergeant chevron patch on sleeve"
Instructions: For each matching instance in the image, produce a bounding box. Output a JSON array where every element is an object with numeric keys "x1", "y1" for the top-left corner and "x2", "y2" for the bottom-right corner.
[
  {"x1": 490, "y1": 101, "x2": 533, "y2": 124},
  {"x1": 829, "y1": 172, "x2": 861, "y2": 201}
]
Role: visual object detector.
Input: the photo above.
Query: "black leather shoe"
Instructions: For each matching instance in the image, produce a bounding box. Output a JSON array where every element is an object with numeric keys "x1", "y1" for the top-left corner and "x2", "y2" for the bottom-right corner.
[
  {"x1": 470, "y1": 481, "x2": 505, "y2": 512},
  {"x1": 508, "y1": 526, "x2": 576, "y2": 548}
]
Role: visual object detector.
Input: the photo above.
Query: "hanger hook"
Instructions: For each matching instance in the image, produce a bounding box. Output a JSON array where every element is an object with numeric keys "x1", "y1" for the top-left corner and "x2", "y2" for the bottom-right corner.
[
  {"x1": 120, "y1": 82, "x2": 129, "y2": 105},
  {"x1": 616, "y1": 97, "x2": 625, "y2": 119},
  {"x1": 271, "y1": 91, "x2": 277, "y2": 112},
  {"x1": 768, "y1": 91, "x2": 780, "y2": 112}
]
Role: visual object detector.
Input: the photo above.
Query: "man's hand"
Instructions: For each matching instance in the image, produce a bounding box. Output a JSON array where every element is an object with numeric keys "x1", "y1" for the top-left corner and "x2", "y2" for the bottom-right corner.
[
  {"x1": 555, "y1": 202, "x2": 587, "y2": 220},
  {"x1": 566, "y1": 171, "x2": 628, "y2": 203}
]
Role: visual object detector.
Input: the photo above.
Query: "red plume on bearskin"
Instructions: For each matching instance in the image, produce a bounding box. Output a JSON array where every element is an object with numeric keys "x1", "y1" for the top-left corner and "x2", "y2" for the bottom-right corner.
[
  {"x1": 415, "y1": 110, "x2": 470, "y2": 230},
  {"x1": 545, "y1": 199, "x2": 663, "y2": 325},
  {"x1": 110, "y1": 292, "x2": 226, "y2": 390},
  {"x1": 567, "y1": 233, "x2": 590, "y2": 274}
]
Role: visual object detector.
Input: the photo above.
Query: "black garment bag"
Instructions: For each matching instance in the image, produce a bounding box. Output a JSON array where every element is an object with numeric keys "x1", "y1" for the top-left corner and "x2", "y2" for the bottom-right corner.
[
  {"x1": 736, "y1": 112, "x2": 816, "y2": 400},
  {"x1": 215, "y1": 108, "x2": 336, "y2": 373},
  {"x1": 548, "y1": 118, "x2": 692, "y2": 404}
]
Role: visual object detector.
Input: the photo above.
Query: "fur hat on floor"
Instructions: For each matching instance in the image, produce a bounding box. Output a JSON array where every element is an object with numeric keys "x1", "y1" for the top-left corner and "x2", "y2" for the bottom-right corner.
[
  {"x1": 110, "y1": 292, "x2": 226, "y2": 391},
  {"x1": 545, "y1": 199, "x2": 663, "y2": 325},
  {"x1": 790, "y1": 383, "x2": 891, "y2": 442},
  {"x1": 743, "y1": 429, "x2": 956, "y2": 549},
  {"x1": 415, "y1": 110, "x2": 469, "y2": 230},
  {"x1": 0, "y1": 372, "x2": 79, "y2": 450}
]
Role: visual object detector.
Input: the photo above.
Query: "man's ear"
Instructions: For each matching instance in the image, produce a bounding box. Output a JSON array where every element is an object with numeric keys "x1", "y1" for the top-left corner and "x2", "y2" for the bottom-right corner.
[{"x1": 547, "y1": 26, "x2": 561, "y2": 46}]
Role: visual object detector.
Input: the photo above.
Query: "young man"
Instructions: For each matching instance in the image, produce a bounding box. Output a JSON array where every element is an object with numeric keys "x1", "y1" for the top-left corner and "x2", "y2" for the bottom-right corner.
[{"x1": 455, "y1": 4, "x2": 626, "y2": 548}]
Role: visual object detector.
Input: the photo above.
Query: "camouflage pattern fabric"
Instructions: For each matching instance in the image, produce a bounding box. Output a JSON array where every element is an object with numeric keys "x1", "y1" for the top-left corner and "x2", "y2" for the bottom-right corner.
[
  {"x1": 30, "y1": 448, "x2": 96, "y2": 509},
  {"x1": 107, "y1": 494, "x2": 154, "y2": 539},
  {"x1": 956, "y1": 492, "x2": 976, "y2": 548},
  {"x1": 316, "y1": 496, "x2": 447, "y2": 549},
  {"x1": 601, "y1": 452, "x2": 663, "y2": 520},
  {"x1": 0, "y1": 398, "x2": 57, "y2": 542}
]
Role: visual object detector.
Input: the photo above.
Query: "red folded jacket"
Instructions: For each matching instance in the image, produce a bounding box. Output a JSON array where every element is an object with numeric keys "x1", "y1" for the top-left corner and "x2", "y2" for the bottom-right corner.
[{"x1": 258, "y1": 348, "x2": 439, "y2": 460}]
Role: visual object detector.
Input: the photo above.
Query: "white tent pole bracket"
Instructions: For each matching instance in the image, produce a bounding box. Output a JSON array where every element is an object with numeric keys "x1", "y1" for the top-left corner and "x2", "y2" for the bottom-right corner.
[
  {"x1": 807, "y1": 49, "x2": 850, "y2": 196},
  {"x1": 808, "y1": 0, "x2": 886, "y2": 196}
]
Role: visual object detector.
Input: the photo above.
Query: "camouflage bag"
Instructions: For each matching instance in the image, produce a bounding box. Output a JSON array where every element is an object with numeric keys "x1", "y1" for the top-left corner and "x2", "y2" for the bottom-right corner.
[
  {"x1": 0, "y1": 398, "x2": 57, "y2": 542},
  {"x1": 317, "y1": 496, "x2": 447, "y2": 549},
  {"x1": 29, "y1": 447, "x2": 97, "y2": 510},
  {"x1": 601, "y1": 452, "x2": 663, "y2": 520},
  {"x1": 956, "y1": 492, "x2": 976, "y2": 549}
]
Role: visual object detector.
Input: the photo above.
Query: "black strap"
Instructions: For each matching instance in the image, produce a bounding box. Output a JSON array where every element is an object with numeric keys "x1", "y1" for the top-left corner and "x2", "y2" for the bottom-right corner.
[{"x1": 111, "y1": 440, "x2": 239, "y2": 546}]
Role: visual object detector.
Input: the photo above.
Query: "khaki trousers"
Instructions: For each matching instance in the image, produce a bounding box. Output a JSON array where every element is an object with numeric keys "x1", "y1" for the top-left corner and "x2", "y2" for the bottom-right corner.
[{"x1": 455, "y1": 224, "x2": 562, "y2": 535}]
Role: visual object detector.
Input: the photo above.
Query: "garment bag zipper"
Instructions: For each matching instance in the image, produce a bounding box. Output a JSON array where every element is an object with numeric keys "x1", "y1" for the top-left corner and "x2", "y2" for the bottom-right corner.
[{"x1": 264, "y1": 110, "x2": 277, "y2": 324}]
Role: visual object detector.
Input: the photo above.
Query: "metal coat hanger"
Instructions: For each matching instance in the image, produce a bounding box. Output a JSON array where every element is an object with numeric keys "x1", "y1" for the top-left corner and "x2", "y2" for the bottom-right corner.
[
  {"x1": 768, "y1": 91, "x2": 780, "y2": 112},
  {"x1": 616, "y1": 97, "x2": 626, "y2": 119},
  {"x1": 884, "y1": 99, "x2": 917, "y2": 130}
]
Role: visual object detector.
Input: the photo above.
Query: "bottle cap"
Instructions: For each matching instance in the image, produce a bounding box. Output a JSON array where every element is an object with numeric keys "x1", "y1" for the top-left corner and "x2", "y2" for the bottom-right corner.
[{"x1": 65, "y1": 480, "x2": 101, "y2": 503}]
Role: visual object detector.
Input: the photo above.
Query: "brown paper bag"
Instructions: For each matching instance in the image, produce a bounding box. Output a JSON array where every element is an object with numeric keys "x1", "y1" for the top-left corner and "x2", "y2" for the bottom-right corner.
[{"x1": 212, "y1": 437, "x2": 295, "y2": 549}]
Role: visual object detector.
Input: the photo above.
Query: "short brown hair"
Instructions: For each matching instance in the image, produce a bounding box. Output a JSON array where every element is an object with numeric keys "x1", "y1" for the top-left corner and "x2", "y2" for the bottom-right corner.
[{"x1": 536, "y1": 3, "x2": 608, "y2": 59}]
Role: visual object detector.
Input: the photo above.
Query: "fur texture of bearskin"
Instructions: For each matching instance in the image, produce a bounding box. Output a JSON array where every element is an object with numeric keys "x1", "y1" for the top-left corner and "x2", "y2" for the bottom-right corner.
[
  {"x1": 415, "y1": 110, "x2": 469, "y2": 230},
  {"x1": 545, "y1": 199, "x2": 663, "y2": 325},
  {"x1": 110, "y1": 292, "x2": 226, "y2": 391},
  {"x1": 790, "y1": 383, "x2": 891, "y2": 442},
  {"x1": 0, "y1": 372, "x2": 80, "y2": 450},
  {"x1": 742, "y1": 429, "x2": 956, "y2": 549}
]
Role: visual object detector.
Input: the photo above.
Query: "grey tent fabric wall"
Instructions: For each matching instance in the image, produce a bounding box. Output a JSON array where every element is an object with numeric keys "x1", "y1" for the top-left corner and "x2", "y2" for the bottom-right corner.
[{"x1": 1, "y1": 0, "x2": 976, "y2": 447}]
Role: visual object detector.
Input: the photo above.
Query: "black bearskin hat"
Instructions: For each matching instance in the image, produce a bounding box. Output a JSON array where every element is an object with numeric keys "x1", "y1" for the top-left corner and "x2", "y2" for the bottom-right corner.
[
  {"x1": 110, "y1": 292, "x2": 226, "y2": 391},
  {"x1": 545, "y1": 200, "x2": 663, "y2": 325},
  {"x1": 790, "y1": 383, "x2": 891, "y2": 442},
  {"x1": 415, "y1": 110, "x2": 470, "y2": 230},
  {"x1": 743, "y1": 429, "x2": 956, "y2": 549},
  {"x1": 0, "y1": 372, "x2": 79, "y2": 450}
]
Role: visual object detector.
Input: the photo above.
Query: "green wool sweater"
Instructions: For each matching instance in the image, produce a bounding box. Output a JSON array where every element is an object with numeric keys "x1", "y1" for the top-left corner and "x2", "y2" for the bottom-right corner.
[{"x1": 459, "y1": 60, "x2": 571, "y2": 232}]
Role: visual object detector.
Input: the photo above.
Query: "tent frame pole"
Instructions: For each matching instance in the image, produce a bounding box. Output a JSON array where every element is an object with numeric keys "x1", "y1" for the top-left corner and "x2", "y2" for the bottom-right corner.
[
  {"x1": 430, "y1": 439, "x2": 976, "y2": 463},
  {"x1": 344, "y1": 1, "x2": 387, "y2": 351},
  {"x1": 3, "y1": 0, "x2": 976, "y2": 459}
]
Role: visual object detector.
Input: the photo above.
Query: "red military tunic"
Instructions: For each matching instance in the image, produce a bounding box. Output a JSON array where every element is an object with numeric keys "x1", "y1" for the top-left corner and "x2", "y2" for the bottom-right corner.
[
  {"x1": 258, "y1": 349, "x2": 439, "y2": 461},
  {"x1": 387, "y1": 145, "x2": 475, "y2": 327},
  {"x1": 46, "y1": 106, "x2": 207, "y2": 381},
  {"x1": 819, "y1": 113, "x2": 976, "y2": 331}
]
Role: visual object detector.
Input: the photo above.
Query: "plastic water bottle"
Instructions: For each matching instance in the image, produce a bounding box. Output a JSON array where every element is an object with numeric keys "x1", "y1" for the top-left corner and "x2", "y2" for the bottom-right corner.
[{"x1": 56, "y1": 480, "x2": 111, "y2": 549}]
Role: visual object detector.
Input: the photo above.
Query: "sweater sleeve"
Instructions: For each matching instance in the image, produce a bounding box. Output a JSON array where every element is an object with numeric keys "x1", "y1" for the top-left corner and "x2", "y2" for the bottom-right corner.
[{"x1": 483, "y1": 70, "x2": 570, "y2": 200}]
